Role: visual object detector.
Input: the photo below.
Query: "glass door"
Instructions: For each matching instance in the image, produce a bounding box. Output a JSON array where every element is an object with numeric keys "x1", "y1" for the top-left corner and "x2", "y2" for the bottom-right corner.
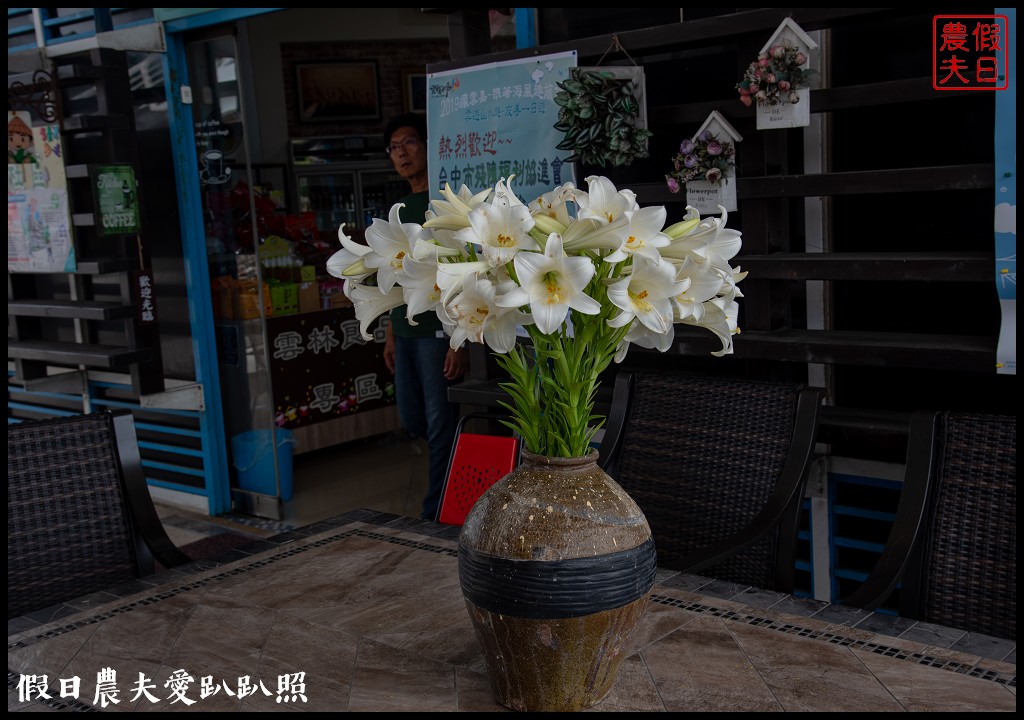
[{"x1": 187, "y1": 33, "x2": 288, "y2": 519}]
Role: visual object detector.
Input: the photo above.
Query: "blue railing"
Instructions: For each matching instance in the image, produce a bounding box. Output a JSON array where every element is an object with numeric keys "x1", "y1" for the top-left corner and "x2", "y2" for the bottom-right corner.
[
  {"x1": 828, "y1": 473, "x2": 902, "y2": 607},
  {"x1": 7, "y1": 371, "x2": 214, "y2": 504},
  {"x1": 8, "y1": 8, "x2": 156, "y2": 52}
]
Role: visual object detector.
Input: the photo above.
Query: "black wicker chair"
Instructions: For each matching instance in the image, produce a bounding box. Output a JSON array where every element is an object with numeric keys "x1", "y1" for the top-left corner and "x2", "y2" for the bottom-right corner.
[
  {"x1": 608, "y1": 370, "x2": 823, "y2": 592},
  {"x1": 8, "y1": 410, "x2": 191, "y2": 619},
  {"x1": 841, "y1": 412, "x2": 1016, "y2": 640}
]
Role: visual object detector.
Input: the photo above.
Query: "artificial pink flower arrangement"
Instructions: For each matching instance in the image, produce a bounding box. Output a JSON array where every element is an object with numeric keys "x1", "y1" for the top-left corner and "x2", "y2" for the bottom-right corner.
[
  {"x1": 665, "y1": 130, "x2": 736, "y2": 191},
  {"x1": 736, "y1": 38, "x2": 814, "y2": 107}
]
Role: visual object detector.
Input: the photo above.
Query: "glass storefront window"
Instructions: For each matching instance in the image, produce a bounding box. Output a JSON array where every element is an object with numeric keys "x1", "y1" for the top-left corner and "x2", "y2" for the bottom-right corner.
[{"x1": 187, "y1": 34, "x2": 286, "y2": 517}]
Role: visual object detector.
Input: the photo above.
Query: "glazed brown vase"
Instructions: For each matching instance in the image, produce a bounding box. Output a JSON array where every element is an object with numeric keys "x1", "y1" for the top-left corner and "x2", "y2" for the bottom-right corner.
[{"x1": 458, "y1": 449, "x2": 656, "y2": 712}]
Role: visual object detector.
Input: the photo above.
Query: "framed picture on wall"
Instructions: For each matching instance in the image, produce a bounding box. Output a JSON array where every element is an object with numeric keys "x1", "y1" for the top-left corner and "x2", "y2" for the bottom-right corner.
[
  {"x1": 296, "y1": 61, "x2": 381, "y2": 123},
  {"x1": 402, "y1": 67, "x2": 427, "y2": 114}
]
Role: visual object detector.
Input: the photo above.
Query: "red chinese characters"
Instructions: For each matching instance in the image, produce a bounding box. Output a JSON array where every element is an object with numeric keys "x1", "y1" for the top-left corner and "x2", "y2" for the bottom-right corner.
[{"x1": 933, "y1": 15, "x2": 1009, "y2": 90}]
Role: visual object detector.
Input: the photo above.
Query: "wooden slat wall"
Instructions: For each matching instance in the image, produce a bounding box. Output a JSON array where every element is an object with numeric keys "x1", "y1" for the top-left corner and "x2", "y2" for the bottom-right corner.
[{"x1": 436, "y1": 7, "x2": 1014, "y2": 418}]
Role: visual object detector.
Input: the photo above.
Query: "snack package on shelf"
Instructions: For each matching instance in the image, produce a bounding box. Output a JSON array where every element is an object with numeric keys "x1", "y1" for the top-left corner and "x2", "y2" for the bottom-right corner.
[
  {"x1": 318, "y1": 277, "x2": 351, "y2": 309},
  {"x1": 233, "y1": 278, "x2": 273, "y2": 319},
  {"x1": 211, "y1": 276, "x2": 234, "y2": 319},
  {"x1": 298, "y1": 280, "x2": 320, "y2": 313},
  {"x1": 267, "y1": 279, "x2": 298, "y2": 316}
]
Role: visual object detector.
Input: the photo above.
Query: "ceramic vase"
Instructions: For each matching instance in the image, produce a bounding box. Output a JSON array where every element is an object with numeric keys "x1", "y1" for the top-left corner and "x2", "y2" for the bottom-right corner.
[{"x1": 458, "y1": 449, "x2": 656, "y2": 712}]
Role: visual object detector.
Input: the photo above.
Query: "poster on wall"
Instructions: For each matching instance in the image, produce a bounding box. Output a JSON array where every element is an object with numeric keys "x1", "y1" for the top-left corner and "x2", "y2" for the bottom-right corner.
[
  {"x1": 267, "y1": 307, "x2": 396, "y2": 429},
  {"x1": 426, "y1": 50, "x2": 577, "y2": 200},
  {"x1": 7, "y1": 111, "x2": 74, "y2": 273},
  {"x1": 994, "y1": 7, "x2": 1015, "y2": 376}
]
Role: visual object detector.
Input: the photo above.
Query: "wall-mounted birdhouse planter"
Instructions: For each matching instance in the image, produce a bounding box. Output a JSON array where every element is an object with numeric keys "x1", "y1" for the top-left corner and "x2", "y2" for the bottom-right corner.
[
  {"x1": 737, "y1": 18, "x2": 818, "y2": 130},
  {"x1": 666, "y1": 110, "x2": 742, "y2": 214}
]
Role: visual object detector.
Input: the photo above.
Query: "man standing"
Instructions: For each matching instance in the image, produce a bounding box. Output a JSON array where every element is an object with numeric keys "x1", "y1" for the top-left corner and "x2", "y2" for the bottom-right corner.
[{"x1": 382, "y1": 113, "x2": 468, "y2": 520}]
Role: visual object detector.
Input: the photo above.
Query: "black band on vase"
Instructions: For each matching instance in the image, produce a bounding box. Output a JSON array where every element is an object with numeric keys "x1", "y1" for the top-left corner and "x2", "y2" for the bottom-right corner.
[{"x1": 458, "y1": 537, "x2": 657, "y2": 619}]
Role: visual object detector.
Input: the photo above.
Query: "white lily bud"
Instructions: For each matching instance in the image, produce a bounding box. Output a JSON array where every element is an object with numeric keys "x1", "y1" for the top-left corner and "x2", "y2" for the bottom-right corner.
[
  {"x1": 663, "y1": 218, "x2": 702, "y2": 239},
  {"x1": 531, "y1": 213, "x2": 568, "y2": 236},
  {"x1": 342, "y1": 258, "x2": 370, "y2": 277},
  {"x1": 423, "y1": 214, "x2": 472, "y2": 231}
]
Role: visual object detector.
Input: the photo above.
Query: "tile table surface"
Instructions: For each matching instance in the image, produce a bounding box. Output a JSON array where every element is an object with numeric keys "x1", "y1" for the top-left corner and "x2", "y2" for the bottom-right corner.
[{"x1": 8, "y1": 509, "x2": 1016, "y2": 712}]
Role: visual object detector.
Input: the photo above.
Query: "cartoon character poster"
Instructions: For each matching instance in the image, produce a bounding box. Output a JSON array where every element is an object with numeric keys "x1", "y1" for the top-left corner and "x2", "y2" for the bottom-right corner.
[{"x1": 7, "y1": 110, "x2": 74, "y2": 272}]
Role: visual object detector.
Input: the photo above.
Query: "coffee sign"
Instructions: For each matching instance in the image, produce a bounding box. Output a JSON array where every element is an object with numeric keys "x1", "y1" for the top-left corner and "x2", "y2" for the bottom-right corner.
[{"x1": 92, "y1": 165, "x2": 141, "y2": 235}]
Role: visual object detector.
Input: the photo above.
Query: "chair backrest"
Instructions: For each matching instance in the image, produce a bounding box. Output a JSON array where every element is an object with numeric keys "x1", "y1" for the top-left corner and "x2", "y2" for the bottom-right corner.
[
  {"x1": 840, "y1": 411, "x2": 1016, "y2": 640},
  {"x1": 918, "y1": 412, "x2": 1016, "y2": 638},
  {"x1": 596, "y1": 370, "x2": 636, "y2": 477},
  {"x1": 7, "y1": 410, "x2": 190, "y2": 618},
  {"x1": 611, "y1": 370, "x2": 822, "y2": 592},
  {"x1": 437, "y1": 414, "x2": 520, "y2": 526}
]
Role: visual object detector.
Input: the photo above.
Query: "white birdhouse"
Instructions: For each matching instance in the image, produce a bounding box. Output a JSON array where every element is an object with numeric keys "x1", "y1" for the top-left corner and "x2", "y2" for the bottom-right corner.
[
  {"x1": 685, "y1": 111, "x2": 743, "y2": 215},
  {"x1": 753, "y1": 18, "x2": 818, "y2": 130}
]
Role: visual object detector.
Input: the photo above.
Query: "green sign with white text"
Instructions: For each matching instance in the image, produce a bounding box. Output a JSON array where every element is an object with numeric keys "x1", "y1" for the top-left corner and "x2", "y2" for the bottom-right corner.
[{"x1": 93, "y1": 165, "x2": 141, "y2": 236}]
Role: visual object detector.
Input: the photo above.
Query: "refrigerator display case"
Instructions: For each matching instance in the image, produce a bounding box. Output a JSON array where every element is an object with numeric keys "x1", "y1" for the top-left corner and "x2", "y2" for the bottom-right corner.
[{"x1": 290, "y1": 136, "x2": 409, "y2": 244}]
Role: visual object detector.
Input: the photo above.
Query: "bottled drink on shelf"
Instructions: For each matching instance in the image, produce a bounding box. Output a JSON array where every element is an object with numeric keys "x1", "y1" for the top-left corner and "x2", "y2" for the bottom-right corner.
[{"x1": 344, "y1": 193, "x2": 355, "y2": 226}]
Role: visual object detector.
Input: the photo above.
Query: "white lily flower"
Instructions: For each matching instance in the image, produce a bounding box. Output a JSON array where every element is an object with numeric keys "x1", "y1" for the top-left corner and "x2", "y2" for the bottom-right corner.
[
  {"x1": 494, "y1": 175, "x2": 526, "y2": 207},
  {"x1": 456, "y1": 196, "x2": 538, "y2": 267},
  {"x1": 661, "y1": 206, "x2": 742, "y2": 264},
  {"x1": 575, "y1": 175, "x2": 638, "y2": 224},
  {"x1": 708, "y1": 227, "x2": 743, "y2": 263},
  {"x1": 529, "y1": 181, "x2": 576, "y2": 226},
  {"x1": 719, "y1": 265, "x2": 748, "y2": 302},
  {"x1": 443, "y1": 272, "x2": 521, "y2": 353},
  {"x1": 607, "y1": 255, "x2": 686, "y2": 334},
  {"x1": 681, "y1": 297, "x2": 740, "y2": 356},
  {"x1": 330, "y1": 174, "x2": 746, "y2": 458},
  {"x1": 399, "y1": 256, "x2": 444, "y2": 324},
  {"x1": 613, "y1": 318, "x2": 677, "y2": 363},
  {"x1": 604, "y1": 205, "x2": 671, "y2": 263},
  {"x1": 344, "y1": 279, "x2": 404, "y2": 340},
  {"x1": 363, "y1": 203, "x2": 431, "y2": 292},
  {"x1": 326, "y1": 224, "x2": 373, "y2": 280},
  {"x1": 706, "y1": 264, "x2": 747, "y2": 309},
  {"x1": 671, "y1": 256, "x2": 725, "y2": 322},
  {"x1": 497, "y1": 233, "x2": 601, "y2": 335}
]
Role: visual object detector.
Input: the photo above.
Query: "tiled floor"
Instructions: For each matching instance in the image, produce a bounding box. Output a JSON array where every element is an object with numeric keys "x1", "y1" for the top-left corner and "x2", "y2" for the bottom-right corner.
[
  {"x1": 286, "y1": 431, "x2": 429, "y2": 525},
  {"x1": 9, "y1": 513, "x2": 1016, "y2": 712},
  {"x1": 156, "y1": 431, "x2": 429, "y2": 547}
]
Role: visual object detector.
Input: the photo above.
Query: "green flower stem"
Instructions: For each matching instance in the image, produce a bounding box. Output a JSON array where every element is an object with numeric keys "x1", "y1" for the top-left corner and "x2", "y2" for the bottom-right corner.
[{"x1": 494, "y1": 249, "x2": 632, "y2": 458}]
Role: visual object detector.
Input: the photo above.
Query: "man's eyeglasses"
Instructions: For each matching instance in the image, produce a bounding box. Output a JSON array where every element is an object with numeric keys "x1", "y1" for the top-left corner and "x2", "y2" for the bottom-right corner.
[{"x1": 385, "y1": 137, "x2": 421, "y2": 156}]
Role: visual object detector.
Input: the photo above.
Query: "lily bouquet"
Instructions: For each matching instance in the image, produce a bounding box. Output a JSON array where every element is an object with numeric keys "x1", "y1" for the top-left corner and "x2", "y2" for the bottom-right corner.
[{"x1": 326, "y1": 175, "x2": 745, "y2": 458}]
